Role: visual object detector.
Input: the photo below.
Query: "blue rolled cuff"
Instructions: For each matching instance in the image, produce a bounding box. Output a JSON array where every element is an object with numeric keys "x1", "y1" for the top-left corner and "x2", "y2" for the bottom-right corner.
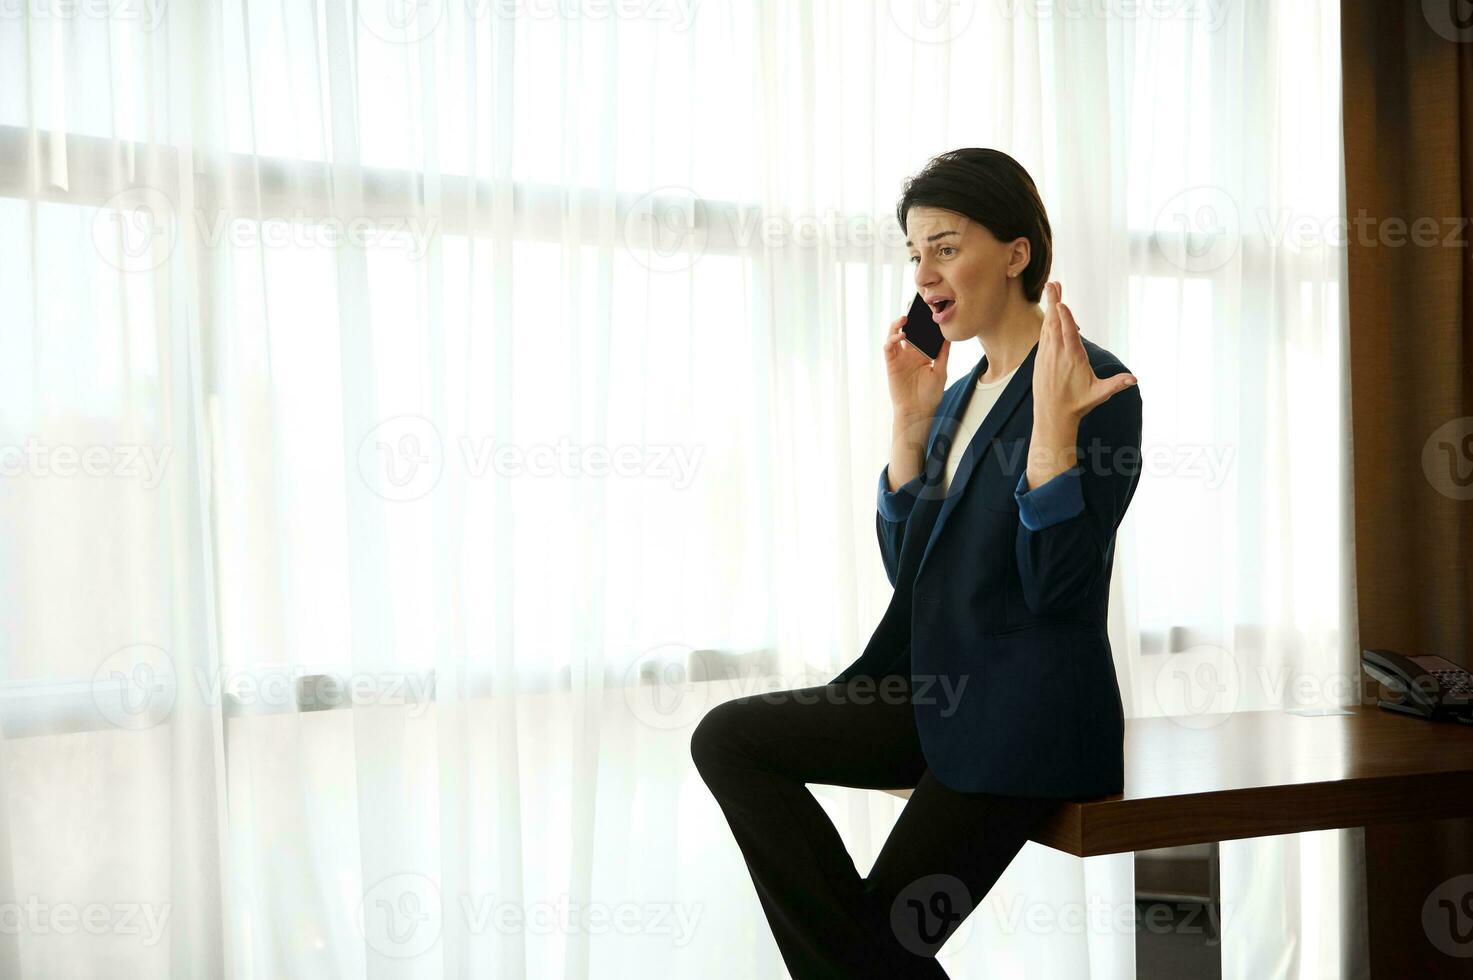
[
  {"x1": 878, "y1": 464, "x2": 923, "y2": 523},
  {"x1": 1014, "y1": 465, "x2": 1085, "y2": 531}
]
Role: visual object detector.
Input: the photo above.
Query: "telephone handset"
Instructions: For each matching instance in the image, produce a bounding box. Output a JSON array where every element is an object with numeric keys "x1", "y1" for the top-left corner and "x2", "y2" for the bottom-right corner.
[{"x1": 1361, "y1": 648, "x2": 1473, "y2": 722}]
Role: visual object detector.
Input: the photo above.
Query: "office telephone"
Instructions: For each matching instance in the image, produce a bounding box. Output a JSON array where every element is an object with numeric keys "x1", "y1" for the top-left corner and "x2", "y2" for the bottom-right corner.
[{"x1": 1362, "y1": 648, "x2": 1473, "y2": 722}]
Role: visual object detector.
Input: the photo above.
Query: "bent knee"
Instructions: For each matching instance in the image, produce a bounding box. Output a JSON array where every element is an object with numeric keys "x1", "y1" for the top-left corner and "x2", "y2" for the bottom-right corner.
[{"x1": 688, "y1": 697, "x2": 751, "y2": 773}]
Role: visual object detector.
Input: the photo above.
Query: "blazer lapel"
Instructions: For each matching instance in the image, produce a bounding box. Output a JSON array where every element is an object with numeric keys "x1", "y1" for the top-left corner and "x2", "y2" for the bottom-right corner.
[{"x1": 914, "y1": 342, "x2": 1038, "y2": 581}]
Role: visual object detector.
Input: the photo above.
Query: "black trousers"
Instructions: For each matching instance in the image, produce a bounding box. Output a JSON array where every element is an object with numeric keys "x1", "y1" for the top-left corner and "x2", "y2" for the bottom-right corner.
[{"x1": 689, "y1": 675, "x2": 1061, "y2": 979}]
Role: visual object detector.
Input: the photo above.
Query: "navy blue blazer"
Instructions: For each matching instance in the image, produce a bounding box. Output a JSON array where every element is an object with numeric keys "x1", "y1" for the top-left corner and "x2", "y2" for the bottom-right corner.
[{"x1": 830, "y1": 336, "x2": 1143, "y2": 800}]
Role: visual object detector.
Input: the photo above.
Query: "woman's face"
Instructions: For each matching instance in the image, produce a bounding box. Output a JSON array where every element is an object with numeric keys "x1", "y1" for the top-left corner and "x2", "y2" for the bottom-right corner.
[{"x1": 904, "y1": 205, "x2": 1024, "y2": 343}]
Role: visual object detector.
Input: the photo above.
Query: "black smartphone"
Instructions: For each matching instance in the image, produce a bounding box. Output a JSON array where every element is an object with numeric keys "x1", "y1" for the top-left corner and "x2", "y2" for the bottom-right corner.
[{"x1": 904, "y1": 292, "x2": 945, "y2": 360}]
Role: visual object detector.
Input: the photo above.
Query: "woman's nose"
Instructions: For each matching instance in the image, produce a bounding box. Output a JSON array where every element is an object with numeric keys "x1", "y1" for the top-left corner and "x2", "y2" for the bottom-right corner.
[{"x1": 914, "y1": 258, "x2": 939, "y2": 287}]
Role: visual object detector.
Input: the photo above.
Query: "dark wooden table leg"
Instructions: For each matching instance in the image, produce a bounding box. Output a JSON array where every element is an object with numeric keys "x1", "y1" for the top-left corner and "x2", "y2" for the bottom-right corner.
[{"x1": 1364, "y1": 816, "x2": 1473, "y2": 977}]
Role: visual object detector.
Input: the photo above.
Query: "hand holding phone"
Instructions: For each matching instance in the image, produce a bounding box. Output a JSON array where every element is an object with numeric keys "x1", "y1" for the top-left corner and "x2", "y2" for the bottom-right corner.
[
  {"x1": 884, "y1": 299, "x2": 950, "y2": 418},
  {"x1": 903, "y1": 291, "x2": 946, "y2": 360}
]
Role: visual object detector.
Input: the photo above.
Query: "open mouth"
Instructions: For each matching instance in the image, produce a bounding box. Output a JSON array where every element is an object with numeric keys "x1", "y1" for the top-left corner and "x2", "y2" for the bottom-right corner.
[{"x1": 932, "y1": 298, "x2": 956, "y2": 323}]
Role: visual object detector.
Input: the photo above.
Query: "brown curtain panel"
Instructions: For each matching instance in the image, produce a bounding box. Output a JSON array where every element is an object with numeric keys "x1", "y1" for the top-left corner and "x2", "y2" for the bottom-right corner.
[{"x1": 1341, "y1": 2, "x2": 1473, "y2": 977}]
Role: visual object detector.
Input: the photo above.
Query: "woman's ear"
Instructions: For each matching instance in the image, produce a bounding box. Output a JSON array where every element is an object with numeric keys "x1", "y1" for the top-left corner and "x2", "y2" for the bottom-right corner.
[{"x1": 1007, "y1": 236, "x2": 1031, "y2": 279}]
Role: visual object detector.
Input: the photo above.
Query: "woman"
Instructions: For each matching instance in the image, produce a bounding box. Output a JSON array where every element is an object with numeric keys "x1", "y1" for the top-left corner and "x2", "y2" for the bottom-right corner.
[{"x1": 690, "y1": 148, "x2": 1143, "y2": 978}]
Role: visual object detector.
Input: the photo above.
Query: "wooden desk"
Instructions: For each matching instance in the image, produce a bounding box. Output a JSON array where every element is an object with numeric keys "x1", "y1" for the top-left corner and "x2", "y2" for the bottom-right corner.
[
  {"x1": 881, "y1": 704, "x2": 1473, "y2": 975},
  {"x1": 881, "y1": 704, "x2": 1473, "y2": 855}
]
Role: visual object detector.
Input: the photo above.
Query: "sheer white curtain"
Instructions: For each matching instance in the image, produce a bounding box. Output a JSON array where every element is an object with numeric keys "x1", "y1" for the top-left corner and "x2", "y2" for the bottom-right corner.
[{"x1": 0, "y1": 0, "x2": 1359, "y2": 977}]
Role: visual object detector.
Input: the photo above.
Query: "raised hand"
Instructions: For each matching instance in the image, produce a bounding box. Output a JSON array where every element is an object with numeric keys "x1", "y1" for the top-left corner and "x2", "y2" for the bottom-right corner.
[{"x1": 1031, "y1": 281, "x2": 1136, "y2": 425}]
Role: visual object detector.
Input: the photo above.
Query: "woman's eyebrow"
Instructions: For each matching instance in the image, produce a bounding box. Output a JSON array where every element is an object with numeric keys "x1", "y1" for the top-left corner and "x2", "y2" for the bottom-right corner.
[{"x1": 904, "y1": 230, "x2": 960, "y2": 247}]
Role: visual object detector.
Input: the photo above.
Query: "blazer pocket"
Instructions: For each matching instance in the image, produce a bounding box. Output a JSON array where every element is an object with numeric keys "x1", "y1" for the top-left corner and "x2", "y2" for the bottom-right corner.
[{"x1": 912, "y1": 594, "x2": 943, "y2": 640}]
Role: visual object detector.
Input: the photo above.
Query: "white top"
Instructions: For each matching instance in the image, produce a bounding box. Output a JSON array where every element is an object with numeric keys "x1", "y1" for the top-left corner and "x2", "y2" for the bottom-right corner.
[{"x1": 939, "y1": 360, "x2": 1022, "y2": 494}]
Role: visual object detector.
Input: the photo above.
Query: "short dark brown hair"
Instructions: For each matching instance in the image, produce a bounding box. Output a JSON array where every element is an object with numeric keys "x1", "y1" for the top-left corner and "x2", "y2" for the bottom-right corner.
[{"x1": 895, "y1": 148, "x2": 1053, "y2": 304}]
